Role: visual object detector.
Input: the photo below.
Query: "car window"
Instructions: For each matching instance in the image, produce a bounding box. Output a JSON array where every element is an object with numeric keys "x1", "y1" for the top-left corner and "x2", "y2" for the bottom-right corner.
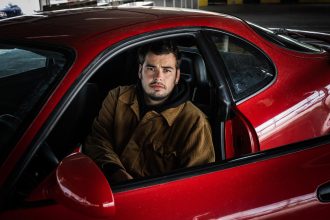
[
  {"x1": 0, "y1": 48, "x2": 46, "y2": 78},
  {"x1": 208, "y1": 32, "x2": 275, "y2": 101},
  {"x1": 0, "y1": 44, "x2": 69, "y2": 161}
]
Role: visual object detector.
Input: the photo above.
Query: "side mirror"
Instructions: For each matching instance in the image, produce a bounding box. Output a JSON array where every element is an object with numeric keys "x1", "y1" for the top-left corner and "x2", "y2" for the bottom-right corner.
[{"x1": 28, "y1": 153, "x2": 115, "y2": 217}]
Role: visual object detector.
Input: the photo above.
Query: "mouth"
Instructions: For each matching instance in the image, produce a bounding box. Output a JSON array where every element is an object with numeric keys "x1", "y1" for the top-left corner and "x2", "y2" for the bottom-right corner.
[{"x1": 150, "y1": 83, "x2": 165, "y2": 90}]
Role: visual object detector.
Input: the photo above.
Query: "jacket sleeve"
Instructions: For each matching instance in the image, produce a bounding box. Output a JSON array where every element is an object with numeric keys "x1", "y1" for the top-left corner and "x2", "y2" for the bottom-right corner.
[
  {"x1": 179, "y1": 116, "x2": 215, "y2": 167},
  {"x1": 83, "y1": 88, "x2": 126, "y2": 171}
]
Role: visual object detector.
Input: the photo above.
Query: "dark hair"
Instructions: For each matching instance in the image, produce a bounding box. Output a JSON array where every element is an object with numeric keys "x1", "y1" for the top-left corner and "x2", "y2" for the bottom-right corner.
[{"x1": 138, "y1": 40, "x2": 181, "y2": 68}]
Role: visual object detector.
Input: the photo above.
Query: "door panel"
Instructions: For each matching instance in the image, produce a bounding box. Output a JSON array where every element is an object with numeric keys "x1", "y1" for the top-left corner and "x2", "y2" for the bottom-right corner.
[
  {"x1": 1, "y1": 139, "x2": 330, "y2": 219},
  {"x1": 111, "y1": 143, "x2": 330, "y2": 220}
]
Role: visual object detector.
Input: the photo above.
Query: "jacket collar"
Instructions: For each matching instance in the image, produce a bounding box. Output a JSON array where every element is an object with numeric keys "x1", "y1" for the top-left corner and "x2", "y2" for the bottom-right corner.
[
  {"x1": 118, "y1": 86, "x2": 185, "y2": 126},
  {"x1": 160, "y1": 103, "x2": 185, "y2": 126}
]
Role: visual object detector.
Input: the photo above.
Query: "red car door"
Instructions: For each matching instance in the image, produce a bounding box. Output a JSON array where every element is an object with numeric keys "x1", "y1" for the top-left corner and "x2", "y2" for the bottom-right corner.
[{"x1": 1, "y1": 135, "x2": 330, "y2": 219}]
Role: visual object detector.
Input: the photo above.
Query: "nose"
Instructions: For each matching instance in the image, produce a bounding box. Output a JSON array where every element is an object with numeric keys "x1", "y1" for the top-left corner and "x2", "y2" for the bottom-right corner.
[{"x1": 153, "y1": 68, "x2": 164, "y2": 80}]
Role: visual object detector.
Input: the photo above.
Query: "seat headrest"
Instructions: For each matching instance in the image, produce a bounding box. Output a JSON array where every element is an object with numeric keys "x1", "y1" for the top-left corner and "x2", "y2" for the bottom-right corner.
[
  {"x1": 180, "y1": 50, "x2": 208, "y2": 87},
  {"x1": 193, "y1": 53, "x2": 208, "y2": 87}
]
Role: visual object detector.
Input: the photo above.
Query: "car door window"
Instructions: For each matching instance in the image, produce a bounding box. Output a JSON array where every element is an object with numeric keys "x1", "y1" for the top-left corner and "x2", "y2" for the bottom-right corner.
[{"x1": 208, "y1": 32, "x2": 276, "y2": 101}]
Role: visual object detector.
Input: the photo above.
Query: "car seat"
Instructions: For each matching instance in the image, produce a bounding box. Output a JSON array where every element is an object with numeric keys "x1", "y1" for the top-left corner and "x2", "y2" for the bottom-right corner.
[
  {"x1": 180, "y1": 50, "x2": 222, "y2": 160},
  {"x1": 180, "y1": 50, "x2": 212, "y2": 116}
]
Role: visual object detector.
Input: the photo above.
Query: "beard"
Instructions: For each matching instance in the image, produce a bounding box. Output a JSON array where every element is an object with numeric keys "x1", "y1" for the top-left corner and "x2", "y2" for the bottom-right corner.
[
  {"x1": 142, "y1": 82, "x2": 173, "y2": 105},
  {"x1": 139, "y1": 70, "x2": 178, "y2": 105},
  {"x1": 146, "y1": 91, "x2": 170, "y2": 101}
]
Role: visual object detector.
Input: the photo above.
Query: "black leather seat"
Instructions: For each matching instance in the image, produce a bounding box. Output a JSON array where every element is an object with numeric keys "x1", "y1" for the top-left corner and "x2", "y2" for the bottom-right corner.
[
  {"x1": 180, "y1": 50, "x2": 222, "y2": 160},
  {"x1": 180, "y1": 50, "x2": 212, "y2": 116}
]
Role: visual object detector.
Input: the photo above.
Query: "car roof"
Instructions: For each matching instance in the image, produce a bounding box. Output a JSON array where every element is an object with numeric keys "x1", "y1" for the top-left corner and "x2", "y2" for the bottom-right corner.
[
  {"x1": 0, "y1": 7, "x2": 243, "y2": 46},
  {"x1": 0, "y1": 6, "x2": 250, "y2": 74}
]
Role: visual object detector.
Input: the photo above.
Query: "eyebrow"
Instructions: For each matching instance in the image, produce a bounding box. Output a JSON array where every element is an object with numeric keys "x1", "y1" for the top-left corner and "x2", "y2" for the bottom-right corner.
[
  {"x1": 162, "y1": 66, "x2": 175, "y2": 70},
  {"x1": 146, "y1": 64, "x2": 156, "y2": 68},
  {"x1": 145, "y1": 63, "x2": 175, "y2": 70}
]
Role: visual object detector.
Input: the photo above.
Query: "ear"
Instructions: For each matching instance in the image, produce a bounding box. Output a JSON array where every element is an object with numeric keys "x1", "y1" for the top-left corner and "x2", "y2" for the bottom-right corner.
[
  {"x1": 175, "y1": 69, "x2": 180, "y2": 84},
  {"x1": 138, "y1": 64, "x2": 142, "y2": 79}
]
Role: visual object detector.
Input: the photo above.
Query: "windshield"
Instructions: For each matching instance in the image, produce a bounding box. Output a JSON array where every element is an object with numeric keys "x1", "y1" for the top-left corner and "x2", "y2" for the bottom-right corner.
[
  {"x1": 248, "y1": 22, "x2": 322, "y2": 53},
  {"x1": 0, "y1": 43, "x2": 70, "y2": 163}
]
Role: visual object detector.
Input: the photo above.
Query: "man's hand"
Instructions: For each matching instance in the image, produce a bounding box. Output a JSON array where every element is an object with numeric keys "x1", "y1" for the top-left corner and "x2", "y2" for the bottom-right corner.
[{"x1": 108, "y1": 169, "x2": 133, "y2": 185}]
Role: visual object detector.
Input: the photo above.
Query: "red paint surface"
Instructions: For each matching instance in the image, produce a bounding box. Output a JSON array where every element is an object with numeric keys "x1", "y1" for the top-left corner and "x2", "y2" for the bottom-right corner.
[{"x1": 1, "y1": 143, "x2": 330, "y2": 219}]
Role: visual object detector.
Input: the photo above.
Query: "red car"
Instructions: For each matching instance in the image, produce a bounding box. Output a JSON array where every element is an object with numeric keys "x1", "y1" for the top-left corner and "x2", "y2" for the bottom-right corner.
[{"x1": 0, "y1": 6, "x2": 330, "y2": 219}]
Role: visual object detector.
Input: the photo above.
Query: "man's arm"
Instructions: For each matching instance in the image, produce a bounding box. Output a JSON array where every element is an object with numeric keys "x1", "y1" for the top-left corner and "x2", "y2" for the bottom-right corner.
[
  {"x1": 179, "y1": 116, "x2": 215, "y2": 167},
  {"x1": 83, "y1": 88, "x2": 132, "y2": 183}
]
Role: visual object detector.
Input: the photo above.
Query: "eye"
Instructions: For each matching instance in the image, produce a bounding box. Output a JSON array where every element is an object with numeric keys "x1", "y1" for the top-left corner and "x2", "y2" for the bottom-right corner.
[
  {"x1": 146, "y1": 66, "x2": 155, "y2": 72},
  {"x1": 163, "y1": 68, "x2": 172, "y2": 73}
]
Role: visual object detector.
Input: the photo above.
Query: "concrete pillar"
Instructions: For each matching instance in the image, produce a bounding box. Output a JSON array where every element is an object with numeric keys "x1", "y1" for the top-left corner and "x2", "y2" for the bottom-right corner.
[{"x1": 199, "y1": 0, "x2": 208, "y2": 6}]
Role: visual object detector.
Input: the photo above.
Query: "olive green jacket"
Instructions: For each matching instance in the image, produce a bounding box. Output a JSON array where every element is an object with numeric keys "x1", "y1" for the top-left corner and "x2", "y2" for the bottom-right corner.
[{"x1": 84, "y1": 85, "x2": 215, "y2": 179}]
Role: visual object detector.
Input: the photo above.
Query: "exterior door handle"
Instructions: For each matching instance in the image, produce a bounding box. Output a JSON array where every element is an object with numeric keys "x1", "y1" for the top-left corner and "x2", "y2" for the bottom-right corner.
[{"x1": 317, "y1": 182, "x2": 330, "y2": 202}]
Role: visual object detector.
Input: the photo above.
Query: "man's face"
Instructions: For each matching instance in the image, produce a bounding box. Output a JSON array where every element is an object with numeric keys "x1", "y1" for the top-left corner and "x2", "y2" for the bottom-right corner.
[{"x1": 139, "y1": 52, "x2": 180, "y2": 106}]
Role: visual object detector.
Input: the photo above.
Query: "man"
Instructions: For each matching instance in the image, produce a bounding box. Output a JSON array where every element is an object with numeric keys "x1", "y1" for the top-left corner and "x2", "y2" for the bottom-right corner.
[{"x1": 84, "y1": 40, "x2": 215, "y2": 184}]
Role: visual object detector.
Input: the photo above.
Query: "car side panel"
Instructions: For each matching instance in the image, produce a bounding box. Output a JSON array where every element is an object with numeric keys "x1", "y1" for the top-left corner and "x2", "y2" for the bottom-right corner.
[
  {"x1": 237, "y1": 50, "x2": 330, "y2": 151},
  {"x1": 1, "y1": 141, "x2": 330, "y2": 219},
  {"x1": 112, "y1": 143, "x2": 330, "y2": 219}
]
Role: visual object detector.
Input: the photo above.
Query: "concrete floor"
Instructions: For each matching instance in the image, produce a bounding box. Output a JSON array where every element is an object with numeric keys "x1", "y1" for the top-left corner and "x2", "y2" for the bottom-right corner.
[{"x1": 200, "y1": 4, "x2": 330, "y2": 33}]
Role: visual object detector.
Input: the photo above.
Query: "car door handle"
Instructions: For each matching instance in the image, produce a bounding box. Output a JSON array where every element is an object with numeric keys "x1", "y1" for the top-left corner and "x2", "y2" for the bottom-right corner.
[{"x1": 317, "y1": 182, "x2": 330, "y2": 202}]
